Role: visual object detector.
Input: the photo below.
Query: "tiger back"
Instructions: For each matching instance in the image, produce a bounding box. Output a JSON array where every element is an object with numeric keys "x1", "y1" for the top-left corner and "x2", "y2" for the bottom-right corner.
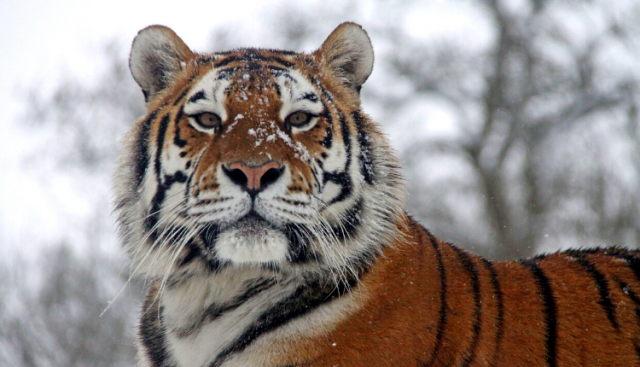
[{"x1": 115, "y1": 22, "x2": 640, "y2": 367}]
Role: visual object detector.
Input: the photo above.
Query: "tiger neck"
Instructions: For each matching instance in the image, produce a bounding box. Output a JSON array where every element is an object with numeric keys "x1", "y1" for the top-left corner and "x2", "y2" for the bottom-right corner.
[
  {"x1": 144, "y1": 213, "x2": 416, "y2": 367},
  {"x1": 275, "y1": 217, "x2": 492, "y2": 367},
  {"x1": 221, "y1": 214, "x2": 450, "y2": 367},
  {"x1": 152, "y1": 257, "x2": 372, "y2": 367}
]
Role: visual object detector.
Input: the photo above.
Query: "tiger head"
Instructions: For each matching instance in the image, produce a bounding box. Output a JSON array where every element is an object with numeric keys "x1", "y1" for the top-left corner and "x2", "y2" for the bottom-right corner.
[{"x1": 115, "y1": 23, "x2": 404, "y2": 283}]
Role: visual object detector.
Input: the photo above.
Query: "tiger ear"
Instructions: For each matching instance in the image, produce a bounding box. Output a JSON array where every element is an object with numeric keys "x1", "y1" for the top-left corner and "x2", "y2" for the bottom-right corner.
[
  {"x1": 129, "y1": 25, "x2": 194, "y2": 102},
  {"x1": 318, "y1": 22, "x2": 374, "y2": 92}
]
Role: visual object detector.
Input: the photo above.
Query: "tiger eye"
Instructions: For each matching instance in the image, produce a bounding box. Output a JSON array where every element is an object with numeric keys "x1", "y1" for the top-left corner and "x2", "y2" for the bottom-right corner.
[
  {"x1": 287, "y1": 111, "x2": 311, "y2": 127},
  {"x1": 195, "y1": 112, "x2": 221, "y2": 129}
]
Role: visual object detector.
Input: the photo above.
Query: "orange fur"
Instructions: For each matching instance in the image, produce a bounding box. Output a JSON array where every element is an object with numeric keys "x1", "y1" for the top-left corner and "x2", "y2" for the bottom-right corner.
[{"x1": 263, "y1": 217, "x2": 640, "y2": 366}]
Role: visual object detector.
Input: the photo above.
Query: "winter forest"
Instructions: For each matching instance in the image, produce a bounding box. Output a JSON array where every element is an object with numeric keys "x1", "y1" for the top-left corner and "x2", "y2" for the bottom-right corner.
[{"x1": 2, "y1": 0, "x2": 640, "y2": 365}]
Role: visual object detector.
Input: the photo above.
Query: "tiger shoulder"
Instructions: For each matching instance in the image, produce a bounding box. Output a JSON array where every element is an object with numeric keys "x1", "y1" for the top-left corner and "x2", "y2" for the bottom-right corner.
[{"x1": 114, "y1": 21, "x2": 640, "y2": 367}]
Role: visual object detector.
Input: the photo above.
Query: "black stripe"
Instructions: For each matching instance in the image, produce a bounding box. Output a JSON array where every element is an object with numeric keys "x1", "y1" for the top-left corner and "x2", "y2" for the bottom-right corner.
[
  {"x1": 328, "y1": 196, "x2": 363, "y2": 241},
  {"x1": 322, "y1": 171, "x2": 352, "y2": 205},
  {"x1": 154, "y1": 114, "x2": 171, "y2": 183},
  {"x1": 451, "y1": 246, "x2": 482, "y2": 367},
  {"x1": 265, "y1": 56, "x2": 294, "y2": 68},
  {"x1": 273, "y1": 81, "x2": 282, "y2": 97},
  {"x1": 198, "y1": 222, "x2": 229, "y2": 273},
  {"x1": 139, "y1": 295, "x2": 173, "y2": 367},
  {"x1": 214, "y1": 56, "x2": 241, "y2": 68},
  {"x1": 163, "y1": 171, "x2": 187, "y2": 187},
  {"x1": 310, "y1": 164, "x2": 322, "y2": 192},
  {"x1": 574, "y1": 255, "x2": 618, "y2": 329},
  {"x1": 322, "y1": 110, "x2": 353, "y2": 205},
  {"x1": 338, "y1": 110, "x2": 352, "y2": 176},
  {"x1": 266, "y1": 49, "x2": 296, "y2": 56},
  {"x1": 520, "y1": 259, "x2": 557, "y2": 367},
  {"x1": 144, "y1": 191, "x2": 165, "y2": 242},
  {"x1": 214, "y1": 53, "x2": 294, "y2": 68},
  {"x1": 351, "y1": 110, "x2": 375, "y2": 185},
  {"x1": 200, "y1": 222, "x2": 222, "y2": 248},
  {"x1": 319, "y1": 126, "x2": 333, "y2": 148},
  {"x1": 173, "y1": 107, "x2": 188, "y2": 148},
  {"x1": 286, "y1": 193, "x2": 363, "y2": 264},
  {"x1": 422, "y1": 226, "x2": 447, "y2": 366},
  {"x1": 144, "y1": 114, "x2": 171, "y2": 235},
  {"x1": 482, "y1": 258, "x2": 504, "y2": 366},
  {"x1": 299, "y1": 92, "x2": 318, "y2": 102},
  {"x1": 175, "y1": 278, "x2": 277, "y2": 338},
  {"x1": 178, "y1": 239, "x2": 202, "y2": 267},
  {"x1": 265, "y1": 65, "x2": 289, "y2": 73},
  {"x1": 173, "y1": 87, "x2": 191, "y2": 106},
  {"x1": 184, "y1": 155, "x2": 199, "y2": 200},
  {"x1": 276, "y1": 71, "x2": 296, "y2": 84},
  {"x1": 319, "y1": 105, "x2": 333, "y2": 148},
  {"x1": 563, "y1": 249, "x2": 640, "y2": 302},
  {"x1": 133, "y1": 111, "x2": 158, "y2": 191},
  {"x1": 204, "y1": 258, "x2": 227, "y2": 273},
  {"x1": 284, "y1": 223, "x2": 320, "y2": 264},
  {"x1": 188, "y1": 90, "x2": 206, "y2": 103},
  {"x1": 208, "y1": 275, "x2": 360, "y2": 367},
  {"x1": 309, "y1": 76, "x2": 334, "y2": 103},
  {"x1": 603, "y1": 248, "x2": 640, "y2": 283},
  {"x1": 213, "y1": 50, "x2": 236, "y2": 56}
]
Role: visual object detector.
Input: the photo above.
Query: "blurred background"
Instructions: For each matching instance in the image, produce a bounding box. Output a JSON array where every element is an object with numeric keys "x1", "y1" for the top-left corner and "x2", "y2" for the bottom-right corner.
[{"x1": 2, "y1": 0, "x2": 640, "y2": 365}]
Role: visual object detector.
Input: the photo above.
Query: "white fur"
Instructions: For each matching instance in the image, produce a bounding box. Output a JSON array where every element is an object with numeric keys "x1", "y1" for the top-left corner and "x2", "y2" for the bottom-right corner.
[
  {"x1": 150, "y1": 268, "x2": 369, "y2": 367},
  {"x1": 220, "y1": 284, "x2": 368, "y2": 367},
  {"x1": 215, "y1": 227, "x2": 289, "y2": 263},
  {"x1": 276, "y1": 70, "x2": 324, "y2": 133},
  {"x1": 160, "y1": 271, "x2": 294, "y2": 367},
  {"x1": 184, "y1": 71, "x2": 231, "y2": 133}
]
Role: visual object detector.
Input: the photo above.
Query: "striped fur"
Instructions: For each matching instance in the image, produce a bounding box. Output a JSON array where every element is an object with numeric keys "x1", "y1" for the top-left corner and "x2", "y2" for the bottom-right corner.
[{"x1": 115, "y1": 23, "x2": 640, "y2": 367}]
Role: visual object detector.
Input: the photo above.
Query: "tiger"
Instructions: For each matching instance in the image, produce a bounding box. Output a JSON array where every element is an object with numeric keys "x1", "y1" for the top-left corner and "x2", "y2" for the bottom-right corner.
[{"x1": 114, "y1": 22, "x2": 640, "y2": 367}]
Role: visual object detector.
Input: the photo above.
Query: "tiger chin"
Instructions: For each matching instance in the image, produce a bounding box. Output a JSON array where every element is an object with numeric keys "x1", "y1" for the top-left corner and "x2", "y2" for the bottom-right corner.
[{"x1": 114, "y1": 22, "x2": 640, "y2": 367}]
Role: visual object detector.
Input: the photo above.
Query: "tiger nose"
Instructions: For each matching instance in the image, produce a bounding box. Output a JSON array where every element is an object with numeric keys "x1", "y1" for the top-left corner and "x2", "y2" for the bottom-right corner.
[{"x1": 222, "y1": 161, "x2": 284, "y2": 194}]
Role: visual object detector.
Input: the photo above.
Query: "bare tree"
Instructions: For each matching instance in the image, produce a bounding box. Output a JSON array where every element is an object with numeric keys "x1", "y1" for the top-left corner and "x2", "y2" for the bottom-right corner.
[
  {"x1": 0, "y1": 244, "x2": 140, "y2": 367},
  {"x1": 379, "y1": 0, "x2": 640, "y2": 259},
  {"x1": 24, "y1": 41, "x2": 145, "y2": 172},
  {"x1": 3, "y1": 43, "x2": 144, "y2": 367}
]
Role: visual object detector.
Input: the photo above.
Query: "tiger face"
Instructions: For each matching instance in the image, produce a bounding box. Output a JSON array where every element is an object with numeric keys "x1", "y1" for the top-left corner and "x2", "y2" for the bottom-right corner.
[{"x1": 115, "y1": 23, "x2": 404, "y2": 282}]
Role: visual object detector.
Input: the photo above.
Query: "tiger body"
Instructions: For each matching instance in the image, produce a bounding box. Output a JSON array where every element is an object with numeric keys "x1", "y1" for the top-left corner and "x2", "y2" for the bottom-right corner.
[{"x1": 115, "y1": 23, "x2": 640, "y2": 367}]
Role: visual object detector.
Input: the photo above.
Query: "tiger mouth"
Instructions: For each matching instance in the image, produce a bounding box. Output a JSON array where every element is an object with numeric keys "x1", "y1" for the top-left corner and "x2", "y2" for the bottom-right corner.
[
  {"x1": 229, "y1": 212, "x2": 278, "y2": 235},
  {"x1": 198, "y1": 211, "x2": 277, "y2": 245},
  {"x1": 202, "y1": 209, "x2": 299, "y2": 265}
]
